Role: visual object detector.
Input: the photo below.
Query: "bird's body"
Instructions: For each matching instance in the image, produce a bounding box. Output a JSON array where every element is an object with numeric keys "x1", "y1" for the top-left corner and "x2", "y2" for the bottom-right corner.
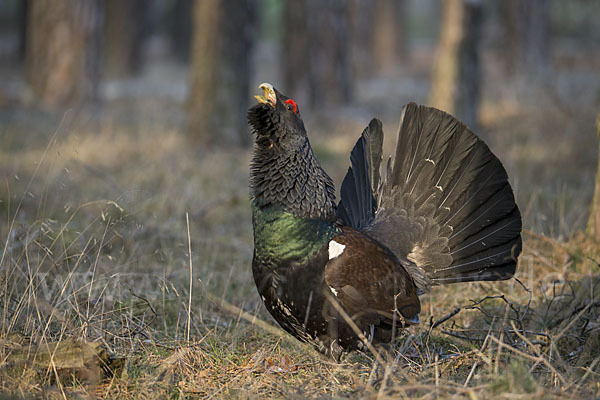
[
  {"x1": 248, "y1": 83, "x2": 522, "y2": 359},
  {"x1": 251, "y1": 204, "x2": 419, "y2": 357}
]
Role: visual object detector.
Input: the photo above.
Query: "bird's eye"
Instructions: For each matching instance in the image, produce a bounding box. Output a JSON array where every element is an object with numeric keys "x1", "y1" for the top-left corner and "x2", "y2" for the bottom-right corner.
[{"x1": 285, "y1": 99, "x2": 298, "y2": 114}]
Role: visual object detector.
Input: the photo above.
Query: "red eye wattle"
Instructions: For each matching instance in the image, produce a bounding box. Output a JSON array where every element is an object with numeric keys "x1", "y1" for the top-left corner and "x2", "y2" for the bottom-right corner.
[{"x1": 285, "y1": 99, "x2": 298, "y2": 114}]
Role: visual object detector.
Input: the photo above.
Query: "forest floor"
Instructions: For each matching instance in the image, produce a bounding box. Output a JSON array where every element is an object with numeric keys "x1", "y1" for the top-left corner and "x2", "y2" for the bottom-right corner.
[{"x1": 1, "y1": 51, "x2": 600, "y2": 398}]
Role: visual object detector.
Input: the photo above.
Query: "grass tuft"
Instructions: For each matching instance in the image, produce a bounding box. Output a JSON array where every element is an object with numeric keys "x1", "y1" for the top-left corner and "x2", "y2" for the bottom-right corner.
[{"x1": 1, "y1": 74, "x2": 599, "y2": 398}]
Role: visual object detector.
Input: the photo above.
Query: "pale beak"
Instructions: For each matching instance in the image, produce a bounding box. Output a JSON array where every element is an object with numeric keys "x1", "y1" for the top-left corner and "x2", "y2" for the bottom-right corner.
[{"x1": 255, "y1": 83, "x2": 276, "y2": 106}]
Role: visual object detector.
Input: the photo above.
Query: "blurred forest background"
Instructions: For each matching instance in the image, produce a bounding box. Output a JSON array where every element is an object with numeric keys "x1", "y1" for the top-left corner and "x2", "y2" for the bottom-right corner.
[
  {"x1": 1, "y1": 0, "x2": 599, "y2": 236},
  {"x1": 1, "y1": 0, "x2": 600, "y2": 398}
]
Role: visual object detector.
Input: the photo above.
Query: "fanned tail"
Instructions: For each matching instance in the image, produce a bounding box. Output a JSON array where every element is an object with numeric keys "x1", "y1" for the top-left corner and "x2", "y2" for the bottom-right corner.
[{"x1": 339, "y1": 103, "x2": 522, "y2": 290}]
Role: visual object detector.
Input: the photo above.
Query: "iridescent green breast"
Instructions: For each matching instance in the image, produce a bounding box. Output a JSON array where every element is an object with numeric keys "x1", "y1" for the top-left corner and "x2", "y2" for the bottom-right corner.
[{"x1": 251, "y1": 202, "x2": 338, "y2": 264}]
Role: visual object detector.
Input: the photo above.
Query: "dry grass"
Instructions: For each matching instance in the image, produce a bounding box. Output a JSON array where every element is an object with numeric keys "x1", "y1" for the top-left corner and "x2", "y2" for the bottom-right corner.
[{"x1": 1, "y1": 68, "x2": 599, "y2": 398}]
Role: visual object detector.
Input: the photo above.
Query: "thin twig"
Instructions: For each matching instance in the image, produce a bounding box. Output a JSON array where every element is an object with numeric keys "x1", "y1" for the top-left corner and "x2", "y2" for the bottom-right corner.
[
  {"x1": 463, "y1": 361, "x2": 478, "y2": 387},
  {"x1": 575, "y1": 356, "x2": 600, "y2": 387},
  {"x1": 202, "y1": 290, "x2": 287, "y2": 340},
  {"x1": 431, "y1": 307, "x2": 461, "y2": 330},
  {"x1": 488, "y1": 335, "x2": 567, "y2": 386},
  {"x1": 323, "y1": 290, "x2": 386, "y2": 366},
  {"x1": 129, "y1": 289, "x2": 158, "y2": 329},
  {"x1": 186, "y1": 212, "x2": 193, "y2": 344}
]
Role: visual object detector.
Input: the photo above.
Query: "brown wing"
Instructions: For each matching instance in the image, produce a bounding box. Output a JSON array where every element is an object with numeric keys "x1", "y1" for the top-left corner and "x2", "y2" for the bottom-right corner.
[{"x1": 323, "y1": 227, "x2": 421, "y2": 327}]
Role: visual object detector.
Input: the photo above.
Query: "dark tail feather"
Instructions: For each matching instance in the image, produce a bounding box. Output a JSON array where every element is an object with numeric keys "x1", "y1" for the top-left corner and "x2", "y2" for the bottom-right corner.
[
  {"x1": 366, "y1": 103, "x2": 521, "y2": 289},
  {"x1": 337, "y1": 118, "x2": 383, "y2": 229}
]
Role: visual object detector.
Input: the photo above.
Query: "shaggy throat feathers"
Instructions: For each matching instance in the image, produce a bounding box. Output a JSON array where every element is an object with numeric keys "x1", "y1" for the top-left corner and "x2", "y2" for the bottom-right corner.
[{"x1": 248, "y1": 83, "x2": 336, "y2": 221}]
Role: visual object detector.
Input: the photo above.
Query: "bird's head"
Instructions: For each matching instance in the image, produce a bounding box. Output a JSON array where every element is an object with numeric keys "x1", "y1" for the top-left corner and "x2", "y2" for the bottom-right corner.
[
  {"x1": 248, "y1": 83, "x2": 306, "y2": 151},
  {"x1": 248, "y1": 83, "x2": 337, "y2": 220}
]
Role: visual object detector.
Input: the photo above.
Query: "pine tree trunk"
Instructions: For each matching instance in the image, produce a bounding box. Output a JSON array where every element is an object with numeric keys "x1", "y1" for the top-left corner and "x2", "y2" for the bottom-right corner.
[
  {"x1": 587, "y1": 112, "x2": 600, "y2": 241},
  {"x1": 307, "y1": 0, "x2": 352, "y2": 107},
  {"x1": 104, "y1": 0, "x2": 147, "y2": 78},
  {"x1": 372, "y1": 0, "x2": 407, "y2": 74},
  {"x1": 169, "y1": 0, "x2": 193, "y2": 63},
  {"x1": 187, "y1": 0, "x2": 255, "y2": 146},
  {"x1": 502, "y1": 0, "x2": 550, "y2": 79},
  {"x1": 283, "y1": 0, "x2": 352, "y2": 108},
  {"x1": 428, "y1": 0, "x2": 482, "y2": 128},
  {"x1": 26, "y1": 0, "x2": 103, "y2": 108},
  {"x1": 17, "y1": 0, "x2": 28, "y2": 62},
  {"x1": 349, "y1": 0, "x2": 375, "y2": 79},
  {"x1": 283, "y1": 1, "x2": 310, "y2": 106}
]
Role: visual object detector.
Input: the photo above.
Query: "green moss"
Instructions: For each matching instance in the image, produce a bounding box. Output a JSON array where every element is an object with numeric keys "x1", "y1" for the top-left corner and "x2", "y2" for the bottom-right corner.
[{"x1": 491, "y1": 360, "x2": 538, "y2": 395}]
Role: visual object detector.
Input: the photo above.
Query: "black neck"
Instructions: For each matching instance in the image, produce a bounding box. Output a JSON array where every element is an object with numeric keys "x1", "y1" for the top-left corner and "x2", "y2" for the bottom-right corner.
[{"x1": 250, "y1": 138, "x2": 337, "y2": 220}]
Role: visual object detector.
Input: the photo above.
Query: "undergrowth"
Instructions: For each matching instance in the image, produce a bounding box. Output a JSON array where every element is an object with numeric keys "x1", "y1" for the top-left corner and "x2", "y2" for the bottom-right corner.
[{"x1": 1, "y1": 77, "x2": 599, "y2": 399}]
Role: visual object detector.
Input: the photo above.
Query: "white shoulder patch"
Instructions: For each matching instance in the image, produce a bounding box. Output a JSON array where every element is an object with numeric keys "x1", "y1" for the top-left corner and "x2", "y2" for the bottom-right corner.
[
  {"x1": 328, "y1": 240, "x2": 346, "y2": 260},
  {"x1": 328, "y1": 286, "x2": 339, "y2": 296}
]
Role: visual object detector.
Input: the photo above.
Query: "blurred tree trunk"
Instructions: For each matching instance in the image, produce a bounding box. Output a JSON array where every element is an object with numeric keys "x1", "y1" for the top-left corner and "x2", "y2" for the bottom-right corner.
[
  {"x1": 26, "y1": 0, "x2": 103, "y2": 108},
  {"x1": 283, "y1": 0, "x2": 352, "y2": 108},
  {"x1": 17, "y1": 0, "x2": 28, "y2": 61},
  {"x1": 429, "y1": 0, "x2": 482, "y2": 128},
  {"x1": 307, "y1": 0, "x2": 352, "y2": 107},
  {"x1": 187, "y1": 0, "x2": 255, "y2": 146},
  {"x1": 587, "y1": 112, "x2": 600, "y2": 241},
  {"x1": 104, "y1": 0, "x2": 147, "y2": 78},
  {"x1": 372, "y1": 0, "x2": 407, "y2": 74},
  {"x1": 168, "y1": 0, "x2": 193, "y2": 63},
  {"x1": 283, "y1": 1, "x2": 310, "y2": 105},
  {"x1": 349, "y1": 0, "x2": 375, "y2": 79},
  {"x1": 502, "y1": 0, "x2": 550, "y2": 79}
]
